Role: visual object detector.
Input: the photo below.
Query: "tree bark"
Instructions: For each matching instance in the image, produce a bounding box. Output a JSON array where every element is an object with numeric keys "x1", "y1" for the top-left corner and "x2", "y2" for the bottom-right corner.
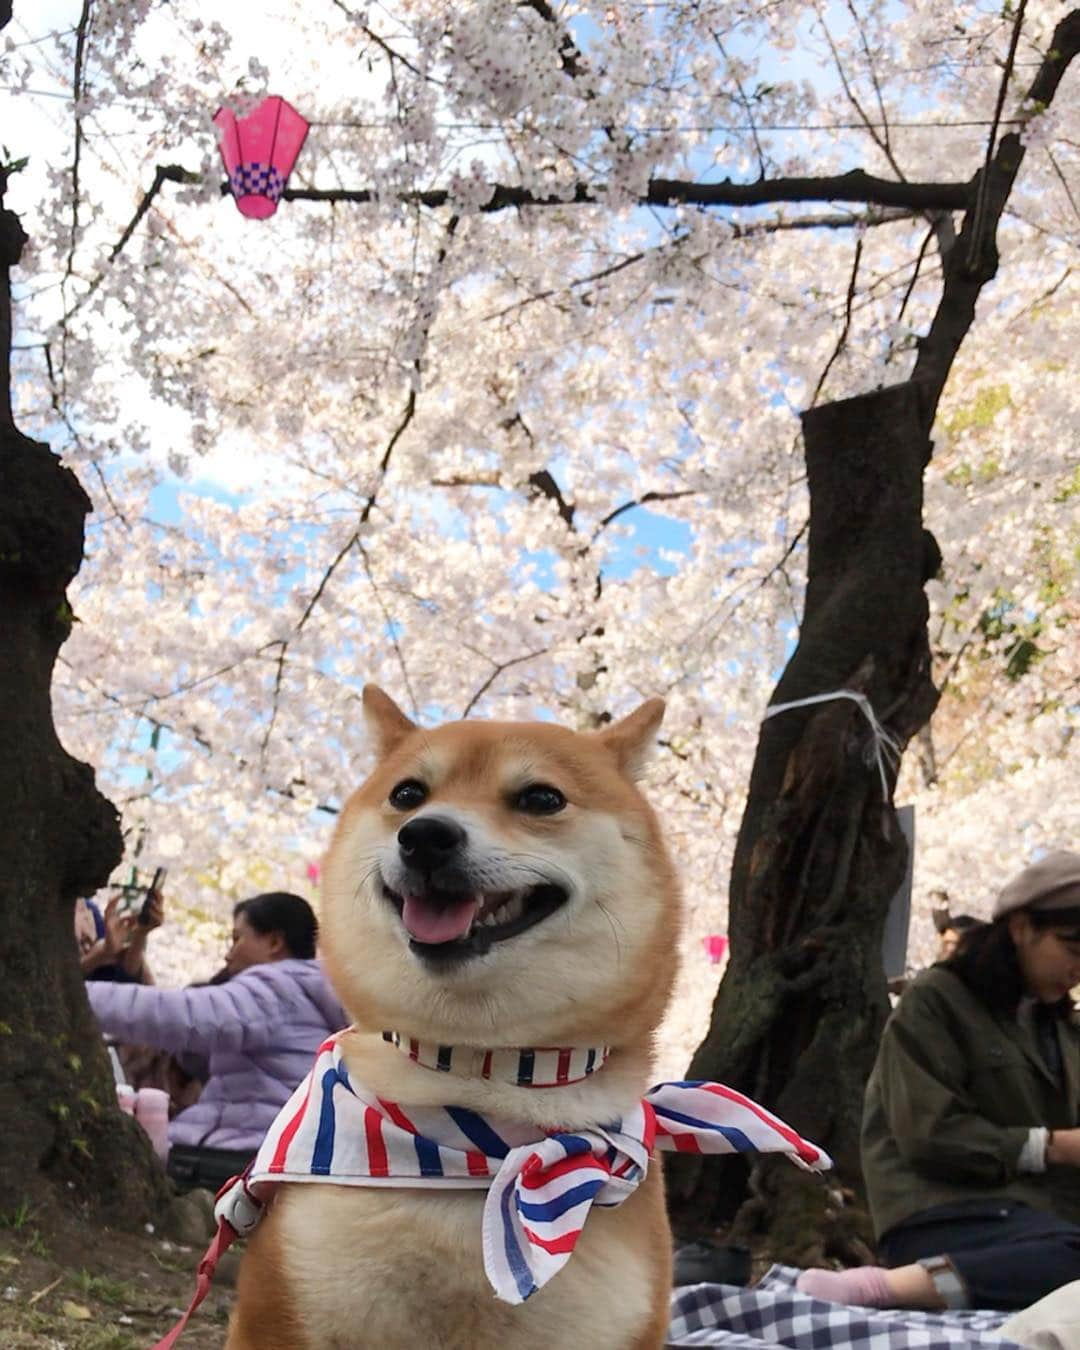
[
  {"x1": 667, "y1": 383, "x2": 939, "y2": 1261},
  {"x1": 0, "y1": 183, "x2": 169, "y2": 1223}
]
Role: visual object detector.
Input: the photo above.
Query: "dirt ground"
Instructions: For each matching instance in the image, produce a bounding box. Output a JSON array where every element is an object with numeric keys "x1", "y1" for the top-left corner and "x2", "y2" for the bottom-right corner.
[
  {"x1": 0, "y1": 1198, "x2": 793, "y2": 1349},
  {"x1": 0, "y1": 1205, "x2": 232, "y2": 1350}
]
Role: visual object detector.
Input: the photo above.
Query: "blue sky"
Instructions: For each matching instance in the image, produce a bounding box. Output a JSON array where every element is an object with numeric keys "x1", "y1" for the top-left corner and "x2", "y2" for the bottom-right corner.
[{"x1": 148, "y1": 476, "x2": 693, "y2": 585}]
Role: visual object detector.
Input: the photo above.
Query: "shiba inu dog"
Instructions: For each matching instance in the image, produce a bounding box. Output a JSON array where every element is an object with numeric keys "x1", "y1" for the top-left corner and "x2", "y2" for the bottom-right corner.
[{"x1": 226, "y1": 685, "x2": 680, "y2": 1349}]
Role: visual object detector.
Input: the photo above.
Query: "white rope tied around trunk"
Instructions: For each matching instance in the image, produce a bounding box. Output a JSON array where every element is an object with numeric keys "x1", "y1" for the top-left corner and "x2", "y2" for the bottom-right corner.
[{"x1": 763, "y1": 690, "x2": 901, "y2": 798}]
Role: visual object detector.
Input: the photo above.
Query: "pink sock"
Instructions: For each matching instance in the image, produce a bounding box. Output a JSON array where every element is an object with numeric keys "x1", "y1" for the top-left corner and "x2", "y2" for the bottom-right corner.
[{"x1": 796, "y1": 1266, "x2": 893, "y2": 1306}]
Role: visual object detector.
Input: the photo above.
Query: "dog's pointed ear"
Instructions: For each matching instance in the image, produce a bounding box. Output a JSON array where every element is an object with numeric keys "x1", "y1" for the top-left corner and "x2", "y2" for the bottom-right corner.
[
  {"x1": 596, "y1": 698, "x2": 665, "y2": 780},
  {"x1": 362, "y1": 685, "x2": 417, "y2": 756}
]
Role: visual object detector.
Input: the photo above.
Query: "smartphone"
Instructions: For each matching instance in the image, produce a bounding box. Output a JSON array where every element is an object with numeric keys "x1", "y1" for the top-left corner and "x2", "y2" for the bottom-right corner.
[
  {"x1": 138, "y1": 867, "x2": 167, "y2": 925},
  {"x1": 115, "y1": 885, "x2": 142, "y2": 919}
]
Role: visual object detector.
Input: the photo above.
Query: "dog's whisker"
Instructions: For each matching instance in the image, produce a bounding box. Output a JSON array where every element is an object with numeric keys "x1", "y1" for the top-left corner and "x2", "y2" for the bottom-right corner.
[
  {"x1": 349, "y1": 859, "x2": 383, "y2": 906},
  {"x1": 501, "y1": 851, "x2": 577, "y2": 889},
  {"x1": 594, "y1": 899, "x2": 624, "y2": 968}
]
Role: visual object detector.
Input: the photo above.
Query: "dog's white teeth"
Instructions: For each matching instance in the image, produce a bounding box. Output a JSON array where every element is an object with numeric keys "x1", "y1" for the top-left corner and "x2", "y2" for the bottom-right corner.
[{"x1": 475, "y1": 892, "x2": 526, "y2": 929}]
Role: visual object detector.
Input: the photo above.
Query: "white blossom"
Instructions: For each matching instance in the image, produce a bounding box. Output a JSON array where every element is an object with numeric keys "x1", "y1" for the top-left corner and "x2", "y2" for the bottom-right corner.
[{"x1": 3, "y1": 2, "x2": 1075, "y2": 1068}]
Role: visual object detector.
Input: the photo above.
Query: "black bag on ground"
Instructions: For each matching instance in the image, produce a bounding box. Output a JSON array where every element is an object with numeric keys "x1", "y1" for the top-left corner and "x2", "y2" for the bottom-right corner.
[
  {"x1": 673, "y1": 1240, "x2": 753, "y2": 1287},
  {"x1": 166, "y1": 1144, "x2": 253, "y2": 1193}
]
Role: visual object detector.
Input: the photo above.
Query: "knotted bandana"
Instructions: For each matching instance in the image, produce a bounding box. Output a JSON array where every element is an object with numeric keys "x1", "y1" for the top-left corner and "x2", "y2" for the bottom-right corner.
[{"x1": 244, "y1": 1035, "x2": 830, "y2": 1304}]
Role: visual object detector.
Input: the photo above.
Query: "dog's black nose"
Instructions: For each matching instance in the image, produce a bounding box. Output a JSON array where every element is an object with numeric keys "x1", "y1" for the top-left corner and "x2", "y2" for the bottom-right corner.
[{"x1": 398, "y1": 815, "x2": 467, "y2": 872}]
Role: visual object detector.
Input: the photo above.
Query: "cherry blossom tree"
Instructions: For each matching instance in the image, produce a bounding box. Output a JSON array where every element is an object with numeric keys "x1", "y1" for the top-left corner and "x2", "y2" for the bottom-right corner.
[
  {"x1": 0, "y1": 150, "x2": 167, "y2": 1218},
  {"x1": 3, "y1": 0, "x2": 1078, "y2": 1240}
]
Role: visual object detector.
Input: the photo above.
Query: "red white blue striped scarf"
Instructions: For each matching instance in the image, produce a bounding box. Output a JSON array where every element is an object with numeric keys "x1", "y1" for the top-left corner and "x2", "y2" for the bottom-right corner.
[{"x1": 247, "y1": 1034, "x2": 830, "y2": 1305}]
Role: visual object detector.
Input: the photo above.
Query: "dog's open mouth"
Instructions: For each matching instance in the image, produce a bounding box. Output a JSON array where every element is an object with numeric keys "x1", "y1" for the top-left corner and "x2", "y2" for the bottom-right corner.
[{"x1": 381, "y1": 881, "x2": 569, "y2": 962}]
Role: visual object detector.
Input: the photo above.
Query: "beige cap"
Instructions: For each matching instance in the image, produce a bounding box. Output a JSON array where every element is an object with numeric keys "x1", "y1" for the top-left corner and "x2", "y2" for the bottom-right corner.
[{"x1": 992, "y1": 850, "x2": 1080, "y2": 920}]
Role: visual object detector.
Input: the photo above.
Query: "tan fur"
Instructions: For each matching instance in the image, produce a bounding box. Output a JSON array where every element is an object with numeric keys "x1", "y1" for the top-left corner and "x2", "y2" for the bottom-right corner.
[{"x1": 227, "y1": 689, "x2": 680, "y2": 1349}]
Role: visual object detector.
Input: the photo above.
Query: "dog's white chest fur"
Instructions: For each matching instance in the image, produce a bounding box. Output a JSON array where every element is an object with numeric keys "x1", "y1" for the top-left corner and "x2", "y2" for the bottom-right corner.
[{"x1": 276, "y1": 1178, "x2": 659, "y2": 1350}]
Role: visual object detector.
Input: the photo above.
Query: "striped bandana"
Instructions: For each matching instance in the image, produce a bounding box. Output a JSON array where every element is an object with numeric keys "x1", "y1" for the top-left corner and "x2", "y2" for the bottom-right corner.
[{"x1": 246, "y1": 1034, "x2": 831, "y2": 1305}]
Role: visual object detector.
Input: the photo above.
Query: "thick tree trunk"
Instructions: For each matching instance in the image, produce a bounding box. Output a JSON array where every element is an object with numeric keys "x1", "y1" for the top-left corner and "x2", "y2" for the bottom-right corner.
[
  {"x1": 0, "y1": 187, "x2": 169, "y2": 1223},
  {"x1": 667, "y1": 382, "x2": 940, "y2": 1262},
  {"x1": 668, "y1": 12, "x2": 1080, "y2": 1261}
]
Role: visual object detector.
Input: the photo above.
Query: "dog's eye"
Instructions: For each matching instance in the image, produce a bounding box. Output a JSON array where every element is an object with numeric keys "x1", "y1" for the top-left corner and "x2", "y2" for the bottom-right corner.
[
  {"x1": 515, "y1": 784, "x2": 567, "y2": 815},
  {"x1": 388, "y1": 779, "x2": 427, "y2": 811}
]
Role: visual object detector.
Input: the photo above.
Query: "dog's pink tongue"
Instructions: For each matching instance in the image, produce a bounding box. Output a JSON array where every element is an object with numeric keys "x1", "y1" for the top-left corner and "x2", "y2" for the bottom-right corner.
[{"x1": 402, "y1": 895, "x2": 480, "y2": 944}]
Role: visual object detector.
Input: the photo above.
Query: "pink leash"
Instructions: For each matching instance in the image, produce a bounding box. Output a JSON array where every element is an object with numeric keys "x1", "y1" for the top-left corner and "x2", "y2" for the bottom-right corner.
[
  {"x1": 151, "y1": 1214, "x2": 239, "y2": 1349},
  {"x1": 151, "y1": 1172, "x2": 269, "y2": 1349}
]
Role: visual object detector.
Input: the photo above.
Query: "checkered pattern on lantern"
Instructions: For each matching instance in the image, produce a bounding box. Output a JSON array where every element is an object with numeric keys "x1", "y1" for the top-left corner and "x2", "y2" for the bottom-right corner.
[
  {"x1": 229, "y1": 162, "x2": 285, "y2": 203},
  {"x1": 666, "y1": 1265, "x2": 1024, "y2": 1349}
]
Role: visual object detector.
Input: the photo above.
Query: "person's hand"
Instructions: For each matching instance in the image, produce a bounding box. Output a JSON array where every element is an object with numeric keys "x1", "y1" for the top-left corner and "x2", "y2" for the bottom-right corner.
[
  {"x1": 1046, "y1": 1128, "x2": 1080, "y2": 1168},
  {"x1": 138, "y1": 888, "x2": 165, "y2": 932},
  {"x1": 102, "y1": 895, "x2": 136, "y2": 958}
]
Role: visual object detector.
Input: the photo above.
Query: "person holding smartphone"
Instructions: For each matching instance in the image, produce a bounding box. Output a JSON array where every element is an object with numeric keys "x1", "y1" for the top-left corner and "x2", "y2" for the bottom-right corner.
[
  {"x1": 76, "y1": 867, "x2": 166, "y2": 984},
  {"x1": 85, "y1": 891, "x2": 347, "y2": 1191},
  {"x1": 76, "y1": 868, "x2": 214, "y2": 1114}
]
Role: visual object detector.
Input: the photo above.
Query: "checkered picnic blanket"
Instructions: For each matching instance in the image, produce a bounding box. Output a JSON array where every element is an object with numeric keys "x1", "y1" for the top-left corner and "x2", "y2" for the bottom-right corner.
[{"x1": 667, "y1": 1266, "x2": 1025, "y2": 1348}]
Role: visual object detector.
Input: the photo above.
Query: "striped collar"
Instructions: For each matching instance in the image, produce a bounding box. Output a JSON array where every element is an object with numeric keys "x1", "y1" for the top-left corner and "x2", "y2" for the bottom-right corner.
[{"x1": 381, "y1": 1030, "x2": 610, "y2": 1087}]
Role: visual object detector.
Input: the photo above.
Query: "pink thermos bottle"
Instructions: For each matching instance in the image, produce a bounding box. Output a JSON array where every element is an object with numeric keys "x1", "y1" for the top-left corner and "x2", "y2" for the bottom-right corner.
[{"x1": 134, "y1": 1087, "x2": 170, "y2": 1162}]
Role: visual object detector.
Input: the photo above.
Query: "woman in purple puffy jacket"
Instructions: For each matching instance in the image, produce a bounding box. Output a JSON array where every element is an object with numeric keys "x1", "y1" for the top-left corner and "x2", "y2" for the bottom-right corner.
[{"x1": 87, "y1": 892, "x2": 348, "y2": 1190}]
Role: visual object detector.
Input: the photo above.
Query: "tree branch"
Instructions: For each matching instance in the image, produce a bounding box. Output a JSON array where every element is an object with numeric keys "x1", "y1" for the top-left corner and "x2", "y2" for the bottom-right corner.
[
  {"x1": 1008, "y1": 265, "x2": 1073, "y2": 326},
  {"x1": 357, "y1": 538, "x2": 420, "y2": 718},
  {"x1": 62, "y1": 0, "x2": 93, "y2": 289},
  {"x1": 843, "y1": 0, "x2": 900, "y2": 175},
  {"x1": 55, "y1": 0, "x2": 94, "y2": 405},
  {"x1": 809, "y1": 235, "x2": 863, "y2": 407},
  {"x1": 519, "y1": 0, "x2": 632, "y2": 155},
  {"x1": 1045, "y1": 147, "x2": 1080, "y2": 231},
  {"x1": 331, "y1": 0, "x2": 437, "y2": 83},
  {"x1": 913, "y1": 7, "x2": 1080, "y2": 425},
  {"x1": 519, "y1": 0, "x2": 589, "y2": 80},
  {"x1": 60, "y1": 164, "x2": 199, "y2": 327},
  {"x1": 527, "y1": 468, "x2": 575, "y2": 528},
  {"x1": 482, "y1": 209, "x2": 917, "y2": 325},
  {"x1": 460, "y1": 646, "x2": 549, "y2": 718},
  {"x1": 277, "y1": 170, "x2": 970, "y2": 213},
  {"x1": 896, "y1": 223, "x2": 936, "y2": 325},
  {"x1": 966, "y1": 0, "x2": 1028, "y2": 272},
  {"x1": 430, "y1": 472, "x2": 501, "y2": 488},
  {"x1": 97, "y1": 164, "x2": 966, "y2": 283},
  {"x1": 0, "y1": 169, "x2": 29, "y2": 432},
  {"x1": 594, "y1": 489, "x2": 697, "y2": 537},
  {"x1": 108, "y1": 164, "x2": 194, "y2": 262},
  {"x1": 259, "y1": 214, "x2": 460, "y2": 760},
  {"x1": 819, "y1": 2, "x2": 907, "y2": 184}
]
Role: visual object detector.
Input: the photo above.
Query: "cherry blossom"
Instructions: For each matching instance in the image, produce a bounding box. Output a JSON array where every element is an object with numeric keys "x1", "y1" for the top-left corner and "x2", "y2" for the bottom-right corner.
[{"x1": 2, "y1": 2, "x2": 1076, "y2": 1071}]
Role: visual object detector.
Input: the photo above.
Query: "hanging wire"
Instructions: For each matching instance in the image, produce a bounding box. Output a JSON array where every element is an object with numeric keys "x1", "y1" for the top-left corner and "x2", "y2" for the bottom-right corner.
[{"x1": 0, "y1": 87, "x2": 1026, "y2": 134}]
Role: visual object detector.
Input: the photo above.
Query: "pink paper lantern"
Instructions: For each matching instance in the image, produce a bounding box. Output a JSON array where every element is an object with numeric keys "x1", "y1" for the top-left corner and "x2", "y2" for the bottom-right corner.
[
  {"x1": 702, "y1": 934, "x2": 729, "y2": 964},
  {"x1": 214, "y1": 96, "x2": 310, "y2": 219}
]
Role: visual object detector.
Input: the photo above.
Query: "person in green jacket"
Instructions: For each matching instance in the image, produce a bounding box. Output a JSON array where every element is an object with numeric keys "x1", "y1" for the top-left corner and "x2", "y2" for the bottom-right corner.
[{"x1": 798, "y1": 849, "x2": 1080, "y2": 1313}]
